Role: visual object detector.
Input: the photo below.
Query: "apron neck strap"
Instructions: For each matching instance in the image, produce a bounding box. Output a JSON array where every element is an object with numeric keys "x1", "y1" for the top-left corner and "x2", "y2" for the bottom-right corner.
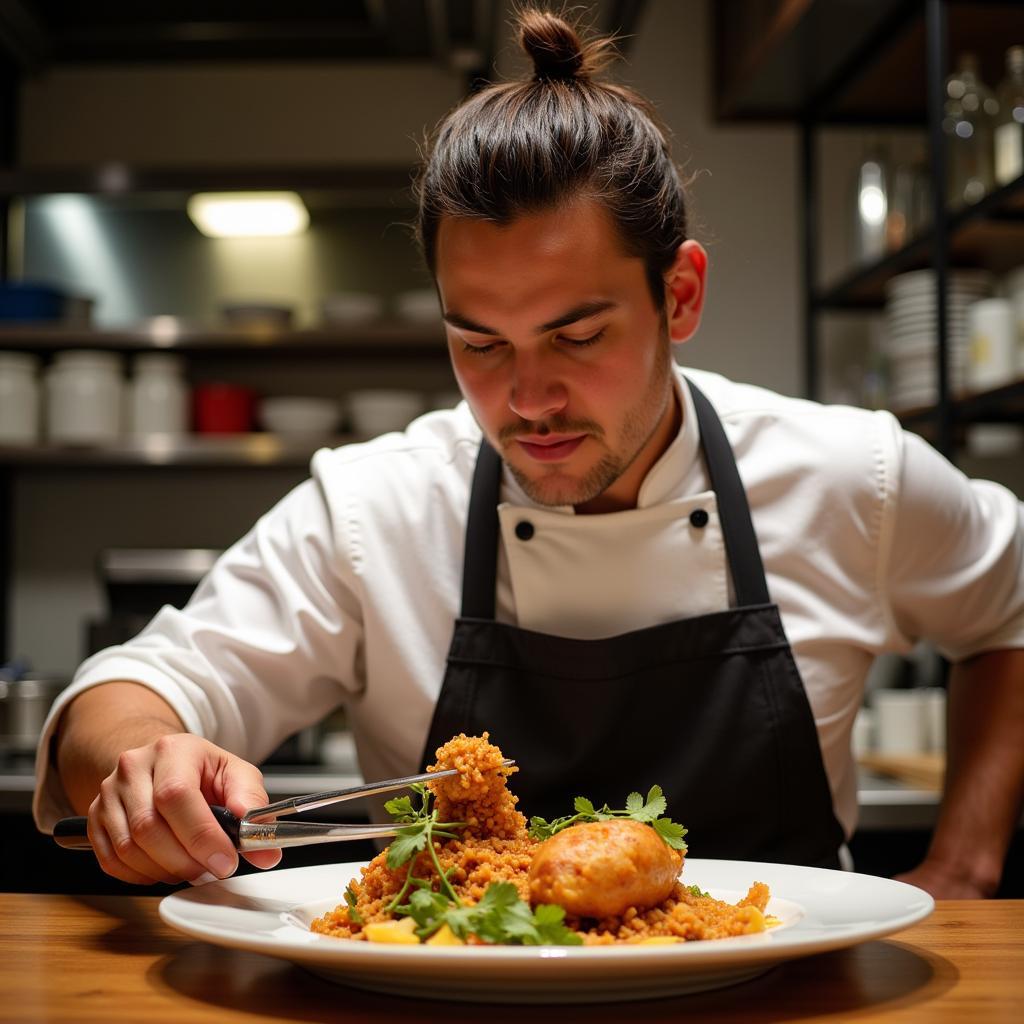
[
  {"x1": 460, "y1": 438, "x2": 503, "y2": 619},
  {"x1": 460, "y1": 377, "x2": 771, "y2": 617},
  {"x1": 686, "y1": 379, "x2": 770, "y2": 607}
]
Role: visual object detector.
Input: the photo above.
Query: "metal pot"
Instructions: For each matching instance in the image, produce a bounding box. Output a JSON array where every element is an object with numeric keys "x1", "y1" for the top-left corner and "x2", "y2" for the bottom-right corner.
[{"x1": 0, "y1": 676, "x2": 68, "y2": 754}]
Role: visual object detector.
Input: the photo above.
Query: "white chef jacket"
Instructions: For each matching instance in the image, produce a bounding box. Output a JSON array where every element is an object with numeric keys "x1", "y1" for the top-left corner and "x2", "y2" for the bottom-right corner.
[{"x1": 34, "y1": 368, "x2": 1024, "y2": 839}]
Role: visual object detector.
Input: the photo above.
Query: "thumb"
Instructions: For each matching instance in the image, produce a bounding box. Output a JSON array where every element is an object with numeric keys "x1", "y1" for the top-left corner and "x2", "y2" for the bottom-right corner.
[{"x1": 222, "y1": 759, "x2": 283, "y2": 872}]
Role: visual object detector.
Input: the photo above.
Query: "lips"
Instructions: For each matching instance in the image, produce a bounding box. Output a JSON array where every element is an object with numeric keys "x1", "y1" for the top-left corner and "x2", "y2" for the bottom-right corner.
[{"x1": 515, "y1": 435, "x2": 586, "y2": 462}]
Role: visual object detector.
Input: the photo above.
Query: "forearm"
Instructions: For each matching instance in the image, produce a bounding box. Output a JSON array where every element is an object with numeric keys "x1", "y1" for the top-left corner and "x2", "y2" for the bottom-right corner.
[
  {"x1": 925, "y1": 648, "x2": 1024, "y2": 894},
  {"x1": 55, "y1": 681, "x2": 187, "y2": 814}
]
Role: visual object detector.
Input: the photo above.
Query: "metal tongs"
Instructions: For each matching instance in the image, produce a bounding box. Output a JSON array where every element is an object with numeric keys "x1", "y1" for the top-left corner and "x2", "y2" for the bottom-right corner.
[{"x1": 53, "y1": 760, "x2": 514, "y2": 852}]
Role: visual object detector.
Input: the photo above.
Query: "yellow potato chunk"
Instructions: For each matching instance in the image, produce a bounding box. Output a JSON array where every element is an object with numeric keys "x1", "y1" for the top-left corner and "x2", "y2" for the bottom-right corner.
[
  {"x1": 425, "y1": 923, "x2": 464, "y2": 946},
  {"x1": 364, "y1": 917, "x2": 420, "y2": 944},
  {"x1": 734, "y1": 905, "x2": 766, "y2": 933},
  {"x1": 528, "y1": 819, "x2": 683, "y2": 918}
]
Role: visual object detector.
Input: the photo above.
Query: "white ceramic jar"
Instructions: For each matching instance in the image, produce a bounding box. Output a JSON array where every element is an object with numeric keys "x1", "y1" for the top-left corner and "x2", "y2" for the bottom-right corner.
[
  {"x1": 0, "y1": 351, "x2": 41, "y2": 445},
  {"x1": 129, "y1": 352, "x2": 188, "y2": 438},
  {"x1": 967, "y1": 298, "x2": 1016, "y2": 390},
  {"x1": 46, "y1": 349, "x2": 123, "y2": 444}
]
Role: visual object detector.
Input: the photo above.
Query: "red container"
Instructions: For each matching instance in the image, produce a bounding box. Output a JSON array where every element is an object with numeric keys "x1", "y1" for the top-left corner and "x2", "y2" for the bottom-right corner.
[{"x1": 193, "y1": 383, "x2": 255, "y2": 434}]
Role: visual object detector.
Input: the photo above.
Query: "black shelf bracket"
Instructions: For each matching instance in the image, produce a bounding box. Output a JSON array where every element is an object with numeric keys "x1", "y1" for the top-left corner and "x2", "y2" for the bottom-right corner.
[{"x1": 925, "y1": 0, "x2": 954, "y2": 461}]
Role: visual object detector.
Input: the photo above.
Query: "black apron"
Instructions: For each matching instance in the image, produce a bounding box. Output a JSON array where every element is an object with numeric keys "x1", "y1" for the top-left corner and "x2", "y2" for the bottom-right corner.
[{"x1": 421, "y1": 380, "x2": 844, "y2": 868}]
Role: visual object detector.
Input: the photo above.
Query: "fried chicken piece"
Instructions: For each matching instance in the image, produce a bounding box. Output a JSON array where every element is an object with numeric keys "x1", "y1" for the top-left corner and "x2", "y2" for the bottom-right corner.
[{"x1": 528, "y1": 819, "x2": 683, "y2": 918}]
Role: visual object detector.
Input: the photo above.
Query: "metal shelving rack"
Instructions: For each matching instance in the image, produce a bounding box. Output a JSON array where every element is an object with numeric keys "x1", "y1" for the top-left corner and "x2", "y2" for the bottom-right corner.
[{"x1": 717, "y1": 0, "x2": 1024, "y2": 459}]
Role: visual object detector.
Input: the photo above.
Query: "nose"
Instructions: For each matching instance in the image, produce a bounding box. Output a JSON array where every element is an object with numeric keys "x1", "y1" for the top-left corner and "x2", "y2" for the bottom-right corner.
[{"x1": 508, "y1": 352, "x2": 567, "y2": 423}]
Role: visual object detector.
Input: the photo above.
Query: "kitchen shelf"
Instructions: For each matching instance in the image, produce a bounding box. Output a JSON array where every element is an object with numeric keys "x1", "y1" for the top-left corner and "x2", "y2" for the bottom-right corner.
[
  {"x1": 0, "y1": 433, "x2": 362, "y2": 469},
  {"x1": 0, "y1": 323, "x2": 445, "y2": 356},
  {"x1": 816, "y1": 173, "x2": 1024, "y2": 310},
  {"x1": 716, "y1": 0, "x2": 1023, "y2": 123},
  {"x1": 894, "y1": 375, "x2": 1024, "y2": 430},
  {"x1": 714, "y1": 0, "x2": 1024, "y2": 459}
]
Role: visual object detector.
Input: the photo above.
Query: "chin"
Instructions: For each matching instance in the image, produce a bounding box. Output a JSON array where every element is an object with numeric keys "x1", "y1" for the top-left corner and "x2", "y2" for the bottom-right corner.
[{"x1": 516, "y1": 467, "x2": 612, "y2": 509}]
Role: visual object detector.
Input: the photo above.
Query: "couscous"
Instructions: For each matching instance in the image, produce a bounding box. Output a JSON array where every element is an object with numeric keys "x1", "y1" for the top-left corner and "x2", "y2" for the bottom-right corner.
[{"x1": 312, "y1": 733, "x2": 770, "y2": 946}]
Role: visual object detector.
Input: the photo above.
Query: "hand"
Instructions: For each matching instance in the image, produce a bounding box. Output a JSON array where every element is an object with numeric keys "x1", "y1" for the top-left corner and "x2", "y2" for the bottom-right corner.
[
  {"x1": 893, "y1": 859, "x2": 996, "y2": 900},
  {"x1": 86, "y1": 733, "x2": 283, "y2": 886}
]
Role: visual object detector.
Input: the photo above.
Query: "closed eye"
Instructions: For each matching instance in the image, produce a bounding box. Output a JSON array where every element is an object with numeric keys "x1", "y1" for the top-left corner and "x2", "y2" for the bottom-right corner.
[
  {"x1": 460, "y1": 327, "x2": 605, "y2": 356},
  {"x1": 461, "y1": 339, "x2": 505, "y2": 356},
  {"x1": 559, "y1": 328, "x2": 605, "y2": 347}
]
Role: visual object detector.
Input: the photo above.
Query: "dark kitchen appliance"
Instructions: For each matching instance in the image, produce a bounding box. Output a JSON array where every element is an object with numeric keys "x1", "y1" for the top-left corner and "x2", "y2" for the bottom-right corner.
[
  {"x1": 86, "y1": 548, "x2": 322, "y2": 764},
  {"x1": 86, "y1": 548, "x2": 220, "y2": 654}
]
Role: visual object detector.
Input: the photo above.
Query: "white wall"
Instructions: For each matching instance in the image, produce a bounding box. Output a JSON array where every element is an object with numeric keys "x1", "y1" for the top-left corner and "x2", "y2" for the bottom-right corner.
[{"x1": 622, "y1": 0, "x2": 802, "y2": 395}]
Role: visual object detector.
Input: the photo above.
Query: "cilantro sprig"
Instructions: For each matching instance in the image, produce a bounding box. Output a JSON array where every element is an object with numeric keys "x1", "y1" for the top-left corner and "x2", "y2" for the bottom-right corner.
[
  {"x1": 527, "y1": 785, "x2": 688, "y2": 851},
  {"x1": 368, "y1": 782, "x2": 581, "y2": 945},
  {"x1": 398, "y1": 879, "x2": 581, "y2": 945},
  {"x1": 383, "y1": 783, "x2": 465, "y2": 910},
  {"x1": 343, "y1": 884, "x2": 363, "y2": 924}
]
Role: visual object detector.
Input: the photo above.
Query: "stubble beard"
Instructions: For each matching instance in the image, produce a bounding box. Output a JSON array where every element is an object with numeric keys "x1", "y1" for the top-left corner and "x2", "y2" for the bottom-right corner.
[{"x1": 504, "y1": 335, "x2": 674, "y2": 509}]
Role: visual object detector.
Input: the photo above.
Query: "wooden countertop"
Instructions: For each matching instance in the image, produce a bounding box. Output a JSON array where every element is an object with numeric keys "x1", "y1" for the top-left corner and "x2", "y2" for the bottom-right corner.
[{"x1": 0, "y1": 894, "x2": 1020, "y2": 1022}]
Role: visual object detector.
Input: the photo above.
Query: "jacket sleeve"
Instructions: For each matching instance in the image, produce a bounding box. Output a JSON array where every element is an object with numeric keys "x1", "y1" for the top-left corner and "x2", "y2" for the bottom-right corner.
[
  {"x1": 880, "y1": 429, "x2": 1024, "y2": 660},
  {"x1": 33, "y1": 462, "x2": 364, "y2": 830}
]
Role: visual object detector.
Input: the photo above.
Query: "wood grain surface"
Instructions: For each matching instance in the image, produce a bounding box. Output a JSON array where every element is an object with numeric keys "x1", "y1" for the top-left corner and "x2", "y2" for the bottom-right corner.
[
  {"x1": 859, "y1": 754, "x2": 946, "y2": 791},
  {"x1": 0, "y1": 894, "x2": 1021, "y2": 1022}
]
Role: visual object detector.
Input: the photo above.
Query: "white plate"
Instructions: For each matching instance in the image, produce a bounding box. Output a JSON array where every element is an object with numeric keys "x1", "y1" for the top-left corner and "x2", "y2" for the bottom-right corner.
[
  {"x1": 159, "y1": 859, "x2": 933, "y2": 1004},
  {"x1": 886, "y1": 268, "x2": 993, "y2": 294},
  {"x1": 886, "y1": 309, "x2": 968, "y2": 324},
  {"x1": 887, "y1": 296, "x2": 979, "y2": 313}
]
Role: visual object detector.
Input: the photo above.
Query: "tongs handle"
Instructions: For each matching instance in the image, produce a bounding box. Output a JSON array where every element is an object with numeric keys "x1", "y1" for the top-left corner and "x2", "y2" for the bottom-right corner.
[{"x1": 53, "y1": 806, "x2": 241, "y2": 851}]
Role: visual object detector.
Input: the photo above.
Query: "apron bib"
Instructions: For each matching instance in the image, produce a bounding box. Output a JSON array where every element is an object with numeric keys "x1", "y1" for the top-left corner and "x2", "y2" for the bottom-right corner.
[{"x1": 421, "y1": 380, "x2": 844, "y2": 868}]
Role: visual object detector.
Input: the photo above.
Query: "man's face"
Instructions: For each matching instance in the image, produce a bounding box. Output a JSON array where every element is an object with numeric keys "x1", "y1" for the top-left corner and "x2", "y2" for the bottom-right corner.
[{"x1": 434, "y1": 199, "x2": 680, "y2": 513}]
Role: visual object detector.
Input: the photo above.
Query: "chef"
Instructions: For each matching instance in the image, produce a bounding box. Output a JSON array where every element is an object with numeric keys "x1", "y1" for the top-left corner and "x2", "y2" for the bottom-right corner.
[{"x1": 35, "y1": 9, "x2": 1024, "y2": 897}]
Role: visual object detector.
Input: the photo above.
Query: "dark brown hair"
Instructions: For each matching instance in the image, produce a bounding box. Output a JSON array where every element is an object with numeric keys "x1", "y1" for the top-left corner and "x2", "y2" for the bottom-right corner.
[{"x1": 414, "y1": 6, "x2": 688, "y2": 310}]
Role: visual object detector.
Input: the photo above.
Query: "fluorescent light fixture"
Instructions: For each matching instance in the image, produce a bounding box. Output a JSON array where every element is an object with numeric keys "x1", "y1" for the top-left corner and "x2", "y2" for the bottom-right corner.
[{"x1": 187, "y1": 191, "x2": 309, "y2": 238}]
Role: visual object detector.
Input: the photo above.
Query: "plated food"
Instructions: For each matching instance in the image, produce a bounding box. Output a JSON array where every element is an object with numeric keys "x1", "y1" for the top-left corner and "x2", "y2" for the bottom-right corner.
[{"x1": 312, "y1": 733, "x2": 771, "y2": 946}]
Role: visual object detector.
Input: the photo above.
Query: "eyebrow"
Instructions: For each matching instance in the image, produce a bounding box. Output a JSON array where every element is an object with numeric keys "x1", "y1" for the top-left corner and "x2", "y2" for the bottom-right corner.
[{"x1": 442, "y1": 300, "x2": 618, "y2": 337}]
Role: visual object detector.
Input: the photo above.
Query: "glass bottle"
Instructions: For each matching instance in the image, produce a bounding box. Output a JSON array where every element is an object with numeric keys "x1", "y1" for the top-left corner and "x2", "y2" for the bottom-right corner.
[
  {"x1": 851, "y1": 142, "x2": 889, "y2": 265},
  {"x1": 943, "y1": 53, "x2": 999, "y2": 206},
  {"x1": 995, "y1": 45, "x2": 1024, "y2": 186}
]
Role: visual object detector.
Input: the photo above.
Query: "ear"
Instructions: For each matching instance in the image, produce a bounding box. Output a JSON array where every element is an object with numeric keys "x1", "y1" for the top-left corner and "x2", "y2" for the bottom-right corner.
[{"x1": 663, "y1": 240, "x2": 707, "y2": 345}]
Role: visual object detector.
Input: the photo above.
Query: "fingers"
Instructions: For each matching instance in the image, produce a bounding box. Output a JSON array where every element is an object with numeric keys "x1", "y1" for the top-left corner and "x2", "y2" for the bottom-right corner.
[
  {"x1": 88, "y1": 735, "x2": 235, "y2": 884},
  {"x1": 243, "y1": 849, "x2": 284, "y2": 871},
  {"x1": 86, "y1": 734, "x2": 285, "y2": 887},
  {"x1": 91, "y1": 746, "x2": 204, "y2": 884},
  {"x1": 221, "y1": 760, "x2": 282, "y2": 872},
  {"x1": 87, "y1": 795, "x2": 174, "y2": 886},
  {"x1": 119, "y1": 756, "x2": 211, "y2": 883},
  {"x1": 151, "y1": 739, "x2": 241, "y2": 880}
]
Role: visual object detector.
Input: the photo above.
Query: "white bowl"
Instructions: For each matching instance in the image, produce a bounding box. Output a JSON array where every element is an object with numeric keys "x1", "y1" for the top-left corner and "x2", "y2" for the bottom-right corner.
[
  {"x1": 348, "y1": 390, "x2": 424, "y2": 436},
  {"x1": 260, "y1": 396, "x2": 340, "y2": 438}
]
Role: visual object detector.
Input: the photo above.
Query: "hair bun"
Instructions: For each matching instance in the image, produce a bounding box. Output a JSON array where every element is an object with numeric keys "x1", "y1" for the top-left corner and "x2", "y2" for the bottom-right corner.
[{"x1": 519, "y1": 9, "x2": 609, "y2": 82}]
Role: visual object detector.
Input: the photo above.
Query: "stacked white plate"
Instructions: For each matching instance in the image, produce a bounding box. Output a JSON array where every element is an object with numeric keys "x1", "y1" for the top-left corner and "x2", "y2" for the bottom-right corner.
[{"x1": 882, "y1": 269, "x2": 993, "y2": 409}]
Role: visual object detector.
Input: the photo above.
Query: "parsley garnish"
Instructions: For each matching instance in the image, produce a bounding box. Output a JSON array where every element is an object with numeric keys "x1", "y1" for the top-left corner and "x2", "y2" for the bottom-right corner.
[
  {"x1": 343, "y1": 884, "x2": 364, "y2": 924},
  {"x1": 370, "y1": 782, "x2": 581, "y2": 944},
  {"x1": 447, "y1": 882, "x2": 581, "y2": 946},
  {"x1": 686, "y1": 884, "x2": 711, "y2": 899},
  {"x1": 401, "y1": 881, "x2": 582, "y2": 945},
  {"x1": 527, "y1": 785, "x2": 688, "y2": 851},
  {"x1": 383, "y1": 783, "x2": 465, "y2": 910}
]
